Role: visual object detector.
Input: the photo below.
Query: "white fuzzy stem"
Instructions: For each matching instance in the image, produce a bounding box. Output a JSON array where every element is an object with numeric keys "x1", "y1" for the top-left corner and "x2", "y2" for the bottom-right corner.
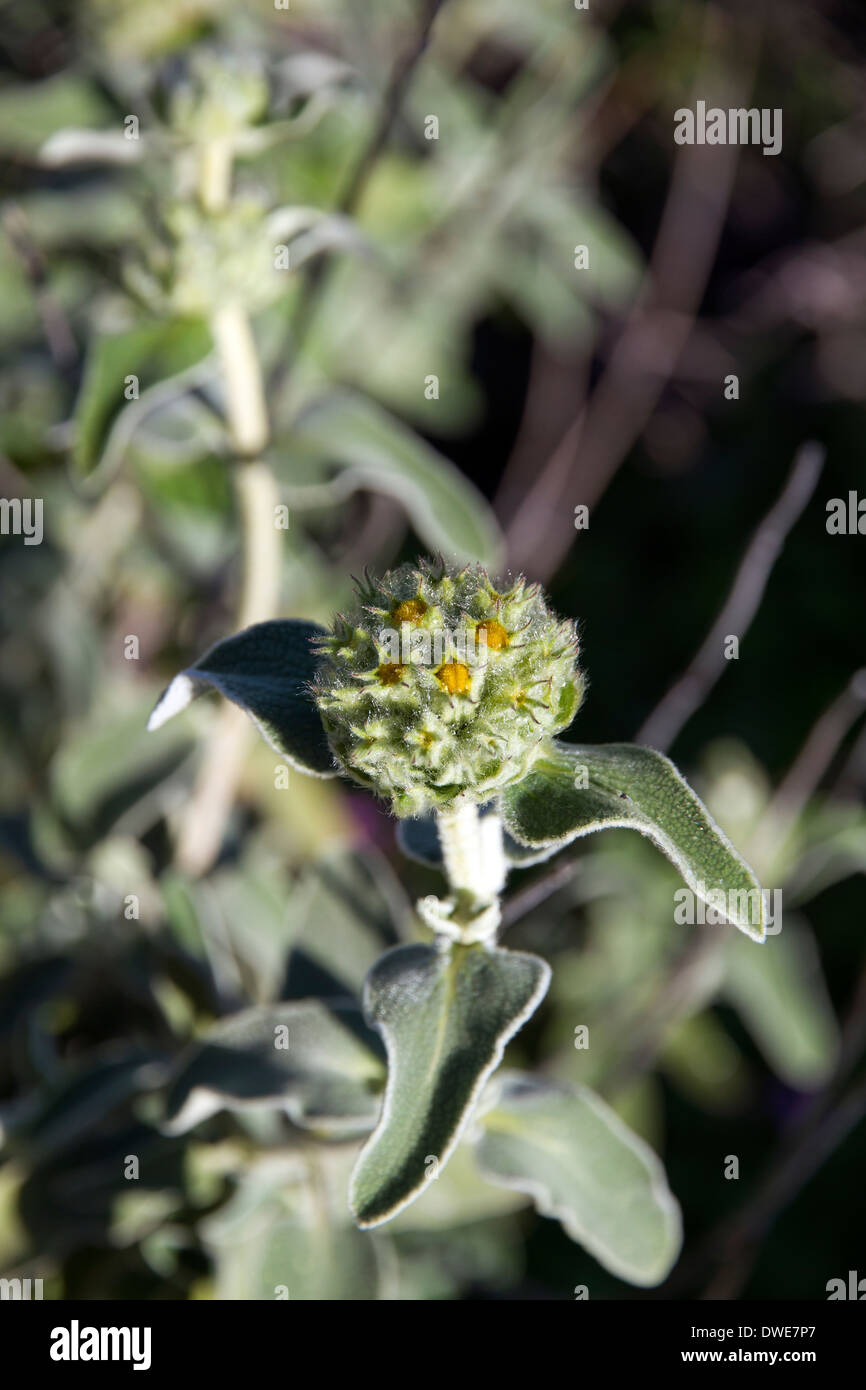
[{"x1": 437, "y1": 803, "x2": 507, "y2": 907}]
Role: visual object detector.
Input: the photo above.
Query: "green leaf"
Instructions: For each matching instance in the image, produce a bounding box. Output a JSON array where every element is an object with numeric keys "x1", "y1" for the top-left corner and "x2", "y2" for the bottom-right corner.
[
  {"x1": 73, "y1": 319, "x2": 211, "y2": 475},
  {"x1": 50, "y1": 691, "x2": 194, "y2": 845},
  {"x1": 0, "y1": 75, "x2": 112, "y2": 155},
  {"x1": 501, "y1": 742, "x2": 766, "y2": 940},
  {"x1": 164, "y1": 1001, "x2": 386, "y2": 1137},
  {"x1": 388, "y1": 1142, "x2": 529, "y2": 1231},
  {"x1": 286, "y1": 391, "x2": 503, "y2": 569},
  {"x1": 40, "y1": 128, "x2": 144, "y2": 167},
  {"x1": 395, "y1": 813, "x2": 443, "y2": 868},
  {"x1": 147, "y1": 620, "x2": 337, "y2": 777},
  {"x1": 723, "y1": 916, "x2": 840, "y2": 1088},
  {"x1": 501, "y1": 835, "x2": 563, "y2": 868},
  {"x1": 285, "y1": 848, "x2": 406, "y2": 999},
  {"x1": 474, "y1": 1071, "x2": 682, "y2": 1287},
  {"x1": 201, "y1": 1154, "x2": 393, "y2": 1300},
  {"x1": 660, "y1": 1011, "x2": 751, "y2": 1110},
  {"x1": 349, "y1": 941, "x2": 550, "y2": 1228},
  {"x1": 10, "y1": 1052, "x2": 164, "y2": 1163}
]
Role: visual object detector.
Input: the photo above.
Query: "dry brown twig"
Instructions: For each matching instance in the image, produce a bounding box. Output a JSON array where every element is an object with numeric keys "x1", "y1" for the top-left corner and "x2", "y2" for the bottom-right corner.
[
  {"x1": 636, "y1": 441, "x2": 826, "y2": 753},
  {"x1": 686, "y1": 963, "x2": 866, "y2": 1300},
  {"x1": 497, "y1": 13, "x2": 758, "y2": 582},
  {"x1": 501, "y1": 440, "x2": 826, "y2": 928}
]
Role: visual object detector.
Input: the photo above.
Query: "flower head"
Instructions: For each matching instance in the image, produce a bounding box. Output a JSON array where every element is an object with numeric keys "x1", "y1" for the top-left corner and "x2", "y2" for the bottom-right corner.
[{"x1": 313, "y1": 559, "x2": 583, "y2": 816}]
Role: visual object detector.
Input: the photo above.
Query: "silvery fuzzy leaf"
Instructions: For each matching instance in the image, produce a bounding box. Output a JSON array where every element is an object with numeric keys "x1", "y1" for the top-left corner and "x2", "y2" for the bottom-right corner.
[
  {"x1": 502, "y1": 742, "x2": 766, "y2": 940},
  {"x1": 164, "y1": 1000, "x2": 385, "y2": 1137},
  {"x1": 474, "y1": 1070, "x2": 682, "y2": 1287},
  {"x1": 349, "y1": 941, "x2": 550, "y2": 1227},
  {"x1": 147, "y1": 619, "x2": 337, "y2": 777}
]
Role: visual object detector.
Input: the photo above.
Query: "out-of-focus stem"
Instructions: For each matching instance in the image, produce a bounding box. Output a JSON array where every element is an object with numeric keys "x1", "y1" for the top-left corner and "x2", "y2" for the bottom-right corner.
[
  {"x1": 197, "y1": 137, "x2": 233, "y2": 216},
  {"x1": 174, "y1": 144, "x2": 282, "y2": 878},
  {"x1": 174, "y1": 457, "x2": 282, "y2": 878},
  {"x1": 174, "y1": 703, "x2": 251, "y2": 878},
  {"x1": 753, "y1": 667, "x2": 866, "y2": 865},
  {"x1": 210, "y1": 304, "x2": 269, "y2": 458},
  {"x1": 174, "y1": 465, "x2": 281, "y2": 880},
  {"x1": 234, "y1": 460, "x2": 281, "y2": 625}
]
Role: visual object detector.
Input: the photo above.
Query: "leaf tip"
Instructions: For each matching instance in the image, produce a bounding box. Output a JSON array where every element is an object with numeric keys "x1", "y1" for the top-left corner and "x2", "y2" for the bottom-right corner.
[
  {"x1": 147, "y1": 673, "x2": 196, "y2": 731},
  {"x1": 737, "y1": 914, "x2": 767, "y2": 945}
]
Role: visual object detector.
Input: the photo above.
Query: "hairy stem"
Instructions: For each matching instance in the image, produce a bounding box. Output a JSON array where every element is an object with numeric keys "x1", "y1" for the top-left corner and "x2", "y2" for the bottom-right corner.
[
  {"x1": 437, "y1": 803, "x2": 507, "y2": 911},
  {"x1": 174, "y1": 143, "x2": 282, "y2": 877}
]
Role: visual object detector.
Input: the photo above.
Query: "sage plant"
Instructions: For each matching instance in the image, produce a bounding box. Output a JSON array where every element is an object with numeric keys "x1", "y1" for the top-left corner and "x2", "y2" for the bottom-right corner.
[{"x1": 150, "y1": 558, "x2": 766, "y2": 1281}]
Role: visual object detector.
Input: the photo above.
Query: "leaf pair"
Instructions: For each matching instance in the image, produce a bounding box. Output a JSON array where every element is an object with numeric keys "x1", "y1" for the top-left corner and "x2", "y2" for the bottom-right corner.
[
  {"x1": 165, "y1": 948, "x2": 681, "y2": 1286},
  {"x1": 348, "y1": 940, "x2": 681, "y2": 1285},
  {"x1": 73, "y1": 316, "x2": 504, "y2": 570},
  {"x1": 146, "y1": 613, "x2": 766, "y2": 1288},
  {"x1": 149, "y1": 617, "x2": 766, "y2": 938}
]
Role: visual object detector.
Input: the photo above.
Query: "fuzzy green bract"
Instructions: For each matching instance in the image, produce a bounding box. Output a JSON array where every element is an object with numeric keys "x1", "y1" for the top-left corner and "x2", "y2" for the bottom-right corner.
[{"x1": 314, "y1": 559, "x2": 583, "y2": 817}]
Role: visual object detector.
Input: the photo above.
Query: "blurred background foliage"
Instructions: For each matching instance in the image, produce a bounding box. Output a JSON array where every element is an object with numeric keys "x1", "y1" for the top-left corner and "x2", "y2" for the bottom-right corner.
[{"x1": 0, "y1": 0, "x2": 864, "y2": 1299}]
